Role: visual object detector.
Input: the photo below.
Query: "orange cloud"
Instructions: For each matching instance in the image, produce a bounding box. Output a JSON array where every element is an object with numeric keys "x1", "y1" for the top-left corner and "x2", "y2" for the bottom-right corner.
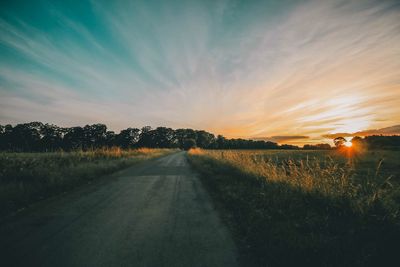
[
  {"x1": 323, "y1": 125, "x2": 400, "y2": 139},
  {"x1": 252, "y1": 136, "x2": 309, "y2": 144}
]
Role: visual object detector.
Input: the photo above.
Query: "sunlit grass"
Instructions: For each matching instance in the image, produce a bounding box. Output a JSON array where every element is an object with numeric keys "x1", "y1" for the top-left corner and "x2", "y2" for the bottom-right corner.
[
  {"x1": 189, "y1": 148, "x2": 398, "y2": 210},
  {"x1": 188, "y1": 148, "x2": 400, "y2": 266}
]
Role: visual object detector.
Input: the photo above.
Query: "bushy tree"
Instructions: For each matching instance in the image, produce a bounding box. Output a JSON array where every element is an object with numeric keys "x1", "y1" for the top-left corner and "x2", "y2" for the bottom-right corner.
[
  {"x1": 40, "y1": 124, "x2": 63, "y2": 151},
  {"x1": 333, "y1": 137, "x2": 347, "y2": 148},
  {"x1": 116, "y1": 128, "x2": 140, "y2": 148},
  {"x1": 63, "y1": 127, "x2": 85, "y2": 150},
  {"x1": 183, "y1": 138, "x2": 196, "y2": 150},
  {"x1": 153, "y1": 127, "x2": 176, "y2": 148},
  {"x1": 195, "y1": 130, "x2": 215, "y2": 148}
]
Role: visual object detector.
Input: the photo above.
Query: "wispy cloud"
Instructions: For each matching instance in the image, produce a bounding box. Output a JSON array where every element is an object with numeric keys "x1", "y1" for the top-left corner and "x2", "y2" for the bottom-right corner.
[{"x1": 323, "y1": 125, "x2": 400, "y2": 139}]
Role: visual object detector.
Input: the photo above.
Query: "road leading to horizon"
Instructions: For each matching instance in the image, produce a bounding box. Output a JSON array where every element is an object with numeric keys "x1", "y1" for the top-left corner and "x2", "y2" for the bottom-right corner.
[{"x1": 0, "y1": 152, "x2": 238, "y2": 267}]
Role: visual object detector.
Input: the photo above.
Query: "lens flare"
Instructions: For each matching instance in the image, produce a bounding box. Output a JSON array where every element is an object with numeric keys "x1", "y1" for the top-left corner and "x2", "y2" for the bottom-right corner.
[{"x1": 344, "y1": 141, "x2": 352, "y2": 147}]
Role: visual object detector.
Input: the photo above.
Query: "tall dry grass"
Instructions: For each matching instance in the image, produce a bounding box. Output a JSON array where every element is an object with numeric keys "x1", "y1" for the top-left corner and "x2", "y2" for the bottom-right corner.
[
  {"x1": 189, "y1": 148, "x2": 397, "y2": 214},
  {"x1": 0, "y1": 148, "x2": 176, "y2": 217},
  {"x1": 188, "y1": 148, "x2": 400, "y2": 266}
]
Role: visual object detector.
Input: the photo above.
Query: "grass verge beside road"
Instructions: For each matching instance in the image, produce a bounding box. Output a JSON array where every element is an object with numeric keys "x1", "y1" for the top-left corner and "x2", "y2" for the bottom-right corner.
[
  {"x1": 188, "y1": 149, "x2": 400, "y2": 267},
  {"x1": 0, "y1": 148, "x2": 175, "y2": 218}
]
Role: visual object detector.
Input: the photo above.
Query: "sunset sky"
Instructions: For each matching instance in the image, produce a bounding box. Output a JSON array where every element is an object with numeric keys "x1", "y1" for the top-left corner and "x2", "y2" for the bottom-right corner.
[{"x1": 0, "y1": 0, "x2": 399, "y2": 145}]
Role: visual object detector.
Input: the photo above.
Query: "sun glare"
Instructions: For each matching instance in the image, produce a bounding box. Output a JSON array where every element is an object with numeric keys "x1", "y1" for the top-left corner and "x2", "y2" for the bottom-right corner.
[{"x1": 344, "y1": 141, "x2": 352, "y2": 147}]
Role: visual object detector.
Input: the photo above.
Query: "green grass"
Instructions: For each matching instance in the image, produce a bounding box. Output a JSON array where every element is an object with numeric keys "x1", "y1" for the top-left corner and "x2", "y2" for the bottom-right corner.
[
  {"x1": 188, "y1": 149, "x2": 400, "y2": 267},
  {"x1": 0, "y1": 148, "x2": 176, "y2": 218}
]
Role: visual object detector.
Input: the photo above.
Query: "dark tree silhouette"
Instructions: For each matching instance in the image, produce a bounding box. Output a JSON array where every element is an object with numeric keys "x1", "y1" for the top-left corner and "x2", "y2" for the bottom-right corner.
[
  {"x1": 137, "y1": 126, "x2": 154, "y2": 147},
  {"x1": 364, "y1": 135, "x2": 400, "y2": 150},
  {"x1": 195, "y1": 130, "x2": 215, "y2": 149},
  {"x1": 115, "y1": 128, "x2": 140, "y2": 148},
  {"x1": 63, "y1": 127, "x2": 85, "y2": 150},
  {"x1": 8, "y1": 122, "x2": 43, "y2": 151},
  {"x1": 351, "y1": 136, "x2": 364, "y2": 148},
  {"x1": 333, "y1": 137, "x2": 347, "y2": 148},
  {"x1": 216, "y1": 135, "x2": 226, "y2": 149},
  {"x1": 183, "y1": 138, "x2": 196, "y2": 150},
  {"x1": 153, "y1": 127, "x2": 176, "y2": 148},
  {"x1": 40, "y1": 124, "x2": 63, "y2": 151},
  {"x1": 0, "y1": 124, "x2": 14, "y2": 150},
  {"x1": 174, "y1": 129, "x2": 187, "y2": 149},
  {"x1": 2, "y1": 121, "x2": 398, "y2": 152},
  {"x1": 105, "y1": 131, "x2": 116, "y2": 147},
  {"x1": 83, "y1": 124, "x2": 107, "y2": 149},
  {"x1": 303, "y1": 144, "x2": 332, "y2": 150}
]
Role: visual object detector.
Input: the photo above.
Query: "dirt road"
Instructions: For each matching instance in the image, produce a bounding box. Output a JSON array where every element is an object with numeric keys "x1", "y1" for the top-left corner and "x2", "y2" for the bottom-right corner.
[{"x1": 0, "y1": 152, "x2": 238, "y2": 267}]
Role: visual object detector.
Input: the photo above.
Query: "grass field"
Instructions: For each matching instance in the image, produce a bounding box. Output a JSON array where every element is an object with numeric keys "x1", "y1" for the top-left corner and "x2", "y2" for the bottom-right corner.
[
  {"x1": 188, "y1": 149, "x2": 400, "y2": 267},
  {"x1": 0, "y1": 148, "x2": 175, "y2": 218}
]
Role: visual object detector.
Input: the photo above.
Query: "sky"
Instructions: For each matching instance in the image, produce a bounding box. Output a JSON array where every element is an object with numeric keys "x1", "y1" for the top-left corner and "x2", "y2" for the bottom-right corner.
[{"x1": 0, "y1": 0, "x2": 399, "y2": 145}]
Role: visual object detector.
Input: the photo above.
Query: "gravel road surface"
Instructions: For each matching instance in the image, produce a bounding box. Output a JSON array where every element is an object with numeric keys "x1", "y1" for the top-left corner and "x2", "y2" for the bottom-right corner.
[{"x1": 0, "y1": 152, "x2": 238, "y2": 267}]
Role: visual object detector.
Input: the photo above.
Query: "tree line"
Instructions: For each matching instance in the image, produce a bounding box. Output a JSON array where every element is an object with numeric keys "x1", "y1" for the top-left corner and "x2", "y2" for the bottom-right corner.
[
  {"x1": 0, "y1": 122, "x2": 288, "y2": 152},
  {"x1": 1, "y1": 122, "x2": 398, "y2": 152},
  {"x1": 334, "y1": 135, "x2": 400, "y2": 150}
]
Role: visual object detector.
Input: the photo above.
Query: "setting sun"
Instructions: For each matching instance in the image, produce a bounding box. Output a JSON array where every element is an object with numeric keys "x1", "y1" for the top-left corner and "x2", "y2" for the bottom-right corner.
[{"x1": 344, "y1": 141, "x2": 353, "y2": 147}]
